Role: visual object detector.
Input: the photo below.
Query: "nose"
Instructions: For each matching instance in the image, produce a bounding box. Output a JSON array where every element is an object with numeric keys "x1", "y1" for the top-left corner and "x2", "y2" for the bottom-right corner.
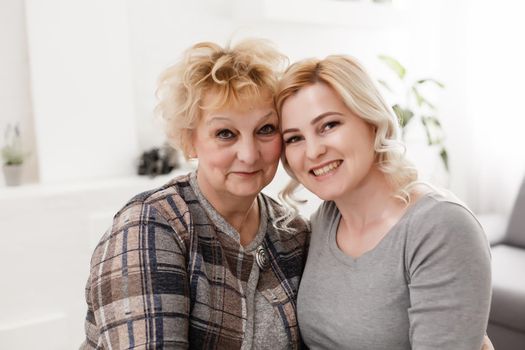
[
  {"x1": 305, "y1": 137, "x2": 326, "y2": 160},
  {"x1": 237, "y1": 136, "x2": 260, "y2": 165}
]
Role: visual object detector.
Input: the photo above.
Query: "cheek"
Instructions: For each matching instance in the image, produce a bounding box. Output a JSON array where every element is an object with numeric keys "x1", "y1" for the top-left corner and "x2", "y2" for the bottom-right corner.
[
  {"x1": 198, "y1": 143, "x2": 236, "y2": 170},
  {"x1": 284, "y1": 147, "x2": 302, "y2": 173},
  {"x1": 362, "y1": 133, "x2": 376, "y2": 163},
  {"x1": 351, "y1": 136, "x2": 376, "y2": 171},
  {"x1": 261, "y1": 138, "x2": 282, "y2": 165}
]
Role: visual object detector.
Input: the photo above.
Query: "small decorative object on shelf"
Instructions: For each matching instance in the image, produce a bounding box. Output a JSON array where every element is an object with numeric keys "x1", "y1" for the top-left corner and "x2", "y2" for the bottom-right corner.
[
  {"x1": 378, "y1": 55, "x2": 449, "y2": 173},
  {"x1": 137, "y1": 143, "x2": 180, "y2": 177},
  {"x1": 1, "y1": 123, "x2": 28, "y2": 186}
]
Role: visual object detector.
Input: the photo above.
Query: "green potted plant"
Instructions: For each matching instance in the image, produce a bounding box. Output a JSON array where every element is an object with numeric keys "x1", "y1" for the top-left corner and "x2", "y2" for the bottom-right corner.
[
  {"x1": 378, "y1": 55, "x2": 448, "y2": 173},
  {"x1": 2, "y1": 123, "x2": 27, "y2": 186}
]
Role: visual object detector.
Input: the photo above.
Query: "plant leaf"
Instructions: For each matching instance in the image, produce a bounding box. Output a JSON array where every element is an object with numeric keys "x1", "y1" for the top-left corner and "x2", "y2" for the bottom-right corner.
[
  {"x1": 411, "y1": 86, "x2": 424, "y2": 107},
  {"x1": 422, "y1": 115, "x2": 446, "y2": 146},
  {"x1": 392, "y1": 104, "x2": 414, "y2": 128},
  {"x1": 425, "y1": 116, "x2": 442, "y2": 127},
  {"x1": 420, "y1": 117, "x2": 434, "y2": 145},
  {"x1": 416, "y1": 78, "x2": 445, "y2": 89},
  {"x1": 378, "y1": 55, "x2": 406, "y2": 80},
  {"x1": 2, "y1": 122, "x2": 26, "y2": 165},
  {"x1": 440, "y1": 148, "x2": 449, "y2": 171},
  {"x1": 411, "y1": 85, "x2": 436, "y2": 110}
]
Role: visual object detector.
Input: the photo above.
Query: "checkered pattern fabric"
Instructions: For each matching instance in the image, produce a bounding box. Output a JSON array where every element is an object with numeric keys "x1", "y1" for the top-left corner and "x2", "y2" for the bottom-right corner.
[{"x1": 81, "y1": 173, "x2": 309, "y2": 349}]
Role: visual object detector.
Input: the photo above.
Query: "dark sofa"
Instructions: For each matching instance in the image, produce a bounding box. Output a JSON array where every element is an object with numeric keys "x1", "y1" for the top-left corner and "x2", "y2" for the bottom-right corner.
[{"x1": 486, "y1": 176, "x2": 525, "y2": 349}]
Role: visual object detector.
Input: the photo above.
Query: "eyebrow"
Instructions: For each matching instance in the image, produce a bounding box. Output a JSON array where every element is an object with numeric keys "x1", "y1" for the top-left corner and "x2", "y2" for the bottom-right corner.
[
  {"x1": 206, "y1": 111, "x2": 275, "y2": 126},
  {"x1": 281, "y1": 111, "x2": 344, "y2": 135}
]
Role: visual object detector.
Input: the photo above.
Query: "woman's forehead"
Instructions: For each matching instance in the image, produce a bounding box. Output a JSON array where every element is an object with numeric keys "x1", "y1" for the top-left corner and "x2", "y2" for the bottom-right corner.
[{"x1": 201, "y1": 88, "x2": 273, "y2": 112}]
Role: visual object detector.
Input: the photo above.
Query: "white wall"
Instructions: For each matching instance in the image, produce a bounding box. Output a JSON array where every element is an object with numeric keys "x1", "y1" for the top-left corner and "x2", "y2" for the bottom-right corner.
[
  {"x1": 126, "y1": 0, "x2": 236, "y2": 150},
  {"x1": 24, "y1": 0, "x2": 139, "y2": 184},
  {"x1": 0, "y1": 0, "x2": 38, "y2": 184}
]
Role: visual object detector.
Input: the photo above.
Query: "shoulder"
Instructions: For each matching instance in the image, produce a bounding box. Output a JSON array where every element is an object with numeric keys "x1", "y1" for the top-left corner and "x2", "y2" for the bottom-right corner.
[
  {"x1": 409, "y1": 192, "x2": 482, "y2": 234},
  {"x1": 93, "y1": 173, "x2": 195, "y2": 257},
  {"x1": 124, "y1": 172, "x2": 194, "y2": 219},
  {"x1": 406, "y1": 191, "x2": 490, "y2": 260},
  {"x1": 118, "y1": 173, "x2": 193, "y2": 218}
]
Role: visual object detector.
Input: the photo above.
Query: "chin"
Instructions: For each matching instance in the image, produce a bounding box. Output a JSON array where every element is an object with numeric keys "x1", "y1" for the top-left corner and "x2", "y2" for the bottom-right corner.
[
  {"x1": 230, "y1": 184, "x2": 265, "y2": 198},
  {"x1": 316, "y1": 193, "x2": 338, "y2": 201},
  {"x1": 305, "y1": 186, "x2": 341, "y2": 202}
]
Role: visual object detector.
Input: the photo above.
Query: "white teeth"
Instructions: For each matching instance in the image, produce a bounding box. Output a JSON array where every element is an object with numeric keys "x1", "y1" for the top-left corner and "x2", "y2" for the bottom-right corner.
[{"x1": 312, "y1": 161, "x2": 341, "y2": 176}]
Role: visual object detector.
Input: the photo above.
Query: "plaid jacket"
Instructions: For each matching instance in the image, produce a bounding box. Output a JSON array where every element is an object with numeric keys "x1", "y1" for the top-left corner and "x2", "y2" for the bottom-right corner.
[{"x1": 81, "y1": 173, "x2": 310, "y2": 349}]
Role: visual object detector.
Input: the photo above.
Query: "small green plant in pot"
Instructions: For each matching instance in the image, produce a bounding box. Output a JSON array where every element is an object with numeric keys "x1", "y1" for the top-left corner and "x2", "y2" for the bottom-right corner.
[
  {"x1": 378, "y1": 55, "x2": 449, "y2": 173},
  {"x1": 2, "y1": 123, "x2": 27, "y2": 186}
]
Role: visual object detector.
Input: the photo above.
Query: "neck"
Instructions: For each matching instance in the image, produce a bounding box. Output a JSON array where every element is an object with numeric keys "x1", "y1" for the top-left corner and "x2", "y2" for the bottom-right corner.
[
  {"x1": 334, "y1": 168, "x2": 403, "y2": 231},
  {"x1": 219, "y1": 197, "x2": 259, "y2": 233},
  {"x1": 196, "y1": 172, "x2": 259, "y2": 238}
]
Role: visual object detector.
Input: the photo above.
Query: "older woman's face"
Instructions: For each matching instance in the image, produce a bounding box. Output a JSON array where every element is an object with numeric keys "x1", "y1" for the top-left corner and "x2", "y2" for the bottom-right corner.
[
  {"x1": 192, "y1": 93, "x2": 281, "y2": 201},
  {"x1": 281, "y1": 82, "x2": 375, "y2": 201}
]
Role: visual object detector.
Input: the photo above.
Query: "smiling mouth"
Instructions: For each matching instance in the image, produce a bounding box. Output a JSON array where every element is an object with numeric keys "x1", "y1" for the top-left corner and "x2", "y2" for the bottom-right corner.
[
  {"x1": 232, "y1": 170, "x2": 260, "y2": 176},
  {"x1": 310, "y1": 161, "x2": 342, "y2": 177}
]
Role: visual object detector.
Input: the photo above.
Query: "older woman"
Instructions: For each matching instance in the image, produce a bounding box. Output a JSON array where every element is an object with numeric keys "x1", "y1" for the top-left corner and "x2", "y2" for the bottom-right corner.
[
  {"x1": 81, "y1": 39, "x2": 309, "y2": 349},
  {"x1": 276, "y1": 56, "x2": 492, "y2": 349}
]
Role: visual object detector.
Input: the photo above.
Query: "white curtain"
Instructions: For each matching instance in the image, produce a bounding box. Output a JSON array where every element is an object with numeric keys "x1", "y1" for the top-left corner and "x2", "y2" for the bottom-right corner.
[{"x1": 465, "y1": 0, "x2": 525, "y2": 214}]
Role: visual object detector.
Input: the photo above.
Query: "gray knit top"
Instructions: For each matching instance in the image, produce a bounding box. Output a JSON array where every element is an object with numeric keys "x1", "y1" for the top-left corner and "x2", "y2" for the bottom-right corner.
[{"x1": 297, "y1": 192, "x2": 491, "y2": 349}]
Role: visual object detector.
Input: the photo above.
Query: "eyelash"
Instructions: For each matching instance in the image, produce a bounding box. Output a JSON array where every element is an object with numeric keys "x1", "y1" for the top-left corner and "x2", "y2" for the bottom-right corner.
[
  {"x1": 284, "y1": 120, "x2": 341, "y2": 144},
  {"x1": 216, "y1": 129, "x2": 235, "y2": 139},
  {"x1": 215, "y1": 124, "x2": 277, "y2": 140},
  {"x1": 284, "y1": 135, "x2": 302, "y2": 144},
  {"x1": 258, "y1": 124, "x2": 277, "y2": 135},
  {"x1": 322, "y1": 120, "x2": 340, "y2": 131}
]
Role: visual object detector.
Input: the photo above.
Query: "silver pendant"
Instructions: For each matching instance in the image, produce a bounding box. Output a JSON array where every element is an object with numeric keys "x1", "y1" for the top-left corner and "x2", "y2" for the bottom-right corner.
[{"x1": 255, "y1": 245, "x2": 270, "y2": 270}]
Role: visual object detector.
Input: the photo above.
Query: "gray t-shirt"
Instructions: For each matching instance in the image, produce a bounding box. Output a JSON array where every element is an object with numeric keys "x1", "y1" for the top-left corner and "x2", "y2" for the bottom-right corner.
[{"x1": 297, "y1": 193, "x2": 491, "y2": 350}]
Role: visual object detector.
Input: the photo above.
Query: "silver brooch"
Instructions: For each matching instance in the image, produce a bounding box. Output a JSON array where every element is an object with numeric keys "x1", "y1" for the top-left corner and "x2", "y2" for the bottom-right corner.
[{"x1": 255, "y1": 245, "x2": 270, "y2": 270}]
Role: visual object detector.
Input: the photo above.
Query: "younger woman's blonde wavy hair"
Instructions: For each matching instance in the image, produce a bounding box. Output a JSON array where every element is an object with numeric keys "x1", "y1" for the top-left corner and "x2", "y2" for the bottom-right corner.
[
  {"x1": 155, "y1": 39, "x2": 287, "y2": 159},
  {"x1": 275, "y1": 55, "x2": 418, "y2": 212}
]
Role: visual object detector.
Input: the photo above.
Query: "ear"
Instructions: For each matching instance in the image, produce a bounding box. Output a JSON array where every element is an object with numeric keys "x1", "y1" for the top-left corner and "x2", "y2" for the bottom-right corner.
[{"x1": 187, "y1": 130, "x2": 198, "y2": 159}]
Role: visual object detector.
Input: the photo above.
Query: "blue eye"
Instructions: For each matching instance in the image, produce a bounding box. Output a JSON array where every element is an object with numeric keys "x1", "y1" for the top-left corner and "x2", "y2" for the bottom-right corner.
[
  {"x1": 258, "y1": 124, "x2": 277, "y2": 135},
  {"x1": 216, "y1": 129, "x2": 235, "y2": 139}
]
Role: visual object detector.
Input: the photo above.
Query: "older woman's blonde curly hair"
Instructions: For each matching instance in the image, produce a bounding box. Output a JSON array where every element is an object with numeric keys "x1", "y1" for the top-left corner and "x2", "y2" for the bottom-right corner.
[
  {"x1": 155, "y1": 39, "x2": 287, "y2": 159},
  {"x1": 275, "y1": 55, "x2": 419, "y2": 212}
]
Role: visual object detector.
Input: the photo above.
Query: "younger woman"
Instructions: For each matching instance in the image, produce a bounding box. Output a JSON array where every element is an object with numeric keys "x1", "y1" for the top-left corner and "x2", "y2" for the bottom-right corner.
[{"x1": 276, "y1": 55, "x2": 492, "y2": 349}]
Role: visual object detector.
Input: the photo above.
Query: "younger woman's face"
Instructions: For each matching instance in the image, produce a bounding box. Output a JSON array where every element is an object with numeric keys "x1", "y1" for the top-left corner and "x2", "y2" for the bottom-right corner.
[
  {"x1": 192, "y1": 92, "x2": 282, "y2": 202},
  {"x1": 280, "y1": 82, "x2": 376, "y2": 201}
]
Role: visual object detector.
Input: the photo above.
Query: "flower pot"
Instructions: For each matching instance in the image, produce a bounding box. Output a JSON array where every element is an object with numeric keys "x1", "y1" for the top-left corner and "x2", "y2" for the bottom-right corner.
[{"x1": 2, "y1": 164, "x2": 23, "y2": 186}]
